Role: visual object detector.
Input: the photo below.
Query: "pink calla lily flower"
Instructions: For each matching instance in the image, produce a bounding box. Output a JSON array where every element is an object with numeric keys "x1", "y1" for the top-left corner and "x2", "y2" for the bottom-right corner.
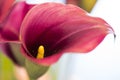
[
  {"x1": 0, "y1": 0, "x2": 15, "y2": 23},
  {"x1": 66, "y1": 0, "x2": 79, "y2": 5},
  {"x1": 20, "y1": 3, "x2": 114, "y2": 66},
  {"x1": 0, "y1": 1, "x2": 34, "y2": 65},
  {"x1": 0, "y1": 1, "x2": 34, "y2": 42}
]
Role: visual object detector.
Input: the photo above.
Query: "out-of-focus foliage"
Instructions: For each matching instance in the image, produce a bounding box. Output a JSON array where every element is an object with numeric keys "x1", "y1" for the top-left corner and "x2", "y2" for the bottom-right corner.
[
  {"x1": 0, "y1": 53, "x2": 16, "y2": 80},
  {"x1": 79, "y1": 0, "x2": 97, "y2": 12}
]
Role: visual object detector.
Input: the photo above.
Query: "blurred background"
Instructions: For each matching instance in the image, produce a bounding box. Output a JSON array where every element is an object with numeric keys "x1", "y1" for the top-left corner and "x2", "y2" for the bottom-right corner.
[{"x1": 0, "y1": 0, "x2": 120, "y2": 80}]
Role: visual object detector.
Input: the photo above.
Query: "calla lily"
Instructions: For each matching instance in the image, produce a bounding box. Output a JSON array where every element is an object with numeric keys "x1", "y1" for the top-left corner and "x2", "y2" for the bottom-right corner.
[
  {"x1": 0, "y1": 1, "x2": 34, "y2": 42},
  {"x1": 0, "y1": 1, "x2": 34, "y2": 65},
  {"x1": 66, "y1": 0, "x2": 79, "y2": 5},
  {"x1": 0, "y1": 0, "x2": 15, "y2": 23},
  {"x1": 20, "y1": 3, "x2": 114, "y2": 66}
]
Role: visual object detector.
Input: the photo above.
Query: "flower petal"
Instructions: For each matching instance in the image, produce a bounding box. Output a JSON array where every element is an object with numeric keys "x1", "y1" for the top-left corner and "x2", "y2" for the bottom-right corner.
[
  {"x1": 0, "y1": 0, "x2": 14, "y2": 23},
  {"x1": 0, "y1": 1, "x2": 34, "y2": 65},
  {"x1": 0, "y1": 1, "x2": 34, "y2": 42},
  {"x1": 66, "y1": 0, "x2": 79, "y2": 5},
  {"x1": 20, "y1": 3, "x2": 114, "y2": 65}
]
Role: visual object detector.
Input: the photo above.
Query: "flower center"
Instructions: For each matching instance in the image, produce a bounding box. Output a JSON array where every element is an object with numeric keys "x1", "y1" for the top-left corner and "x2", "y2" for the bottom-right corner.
[{"x1": 36, "y1": 45, "x2": 45, "y2": 59}]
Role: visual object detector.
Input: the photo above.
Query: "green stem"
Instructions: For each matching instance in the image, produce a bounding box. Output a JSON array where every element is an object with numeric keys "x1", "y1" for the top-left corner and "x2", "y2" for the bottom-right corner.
[{"x1": 25, "y1": 59, "x2": 49, "y2": 79}]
